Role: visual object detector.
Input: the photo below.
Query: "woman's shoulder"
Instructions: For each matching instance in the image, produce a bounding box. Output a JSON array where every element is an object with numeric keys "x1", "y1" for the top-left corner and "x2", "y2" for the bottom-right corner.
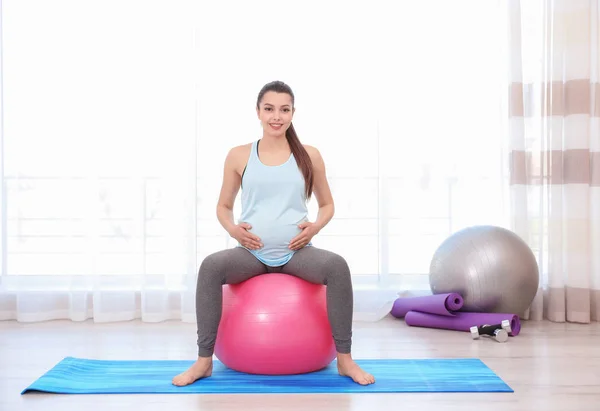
[
  {"x1": 302, "y1": 144, "x2": 323, "y2": 160},
  {"x1": 223, "y1": 143, "x2": 253, "y2": 171},
  {"x1": 302, "y1": 144, "x2": 325, "y2": 170},
  {"x1": 229, "y1": 142, "x2": 253, "y2": 156},
  {"x1": 225, "y1": 143, "x2": 252, "y2": 160}
]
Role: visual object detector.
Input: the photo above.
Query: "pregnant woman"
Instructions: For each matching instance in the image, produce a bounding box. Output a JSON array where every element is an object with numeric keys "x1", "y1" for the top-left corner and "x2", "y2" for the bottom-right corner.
[{"x1": 172, "y1": 80, "x2": 375, "y2": 387}]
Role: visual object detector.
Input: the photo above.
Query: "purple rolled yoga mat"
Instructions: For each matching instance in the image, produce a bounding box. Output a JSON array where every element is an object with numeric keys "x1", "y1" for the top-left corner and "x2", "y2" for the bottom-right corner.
[
  {"x1": 390, "y1": 293, "x2": 464, "y2": 318},
  {"x1": 404, "y1": 311, "x2": 521, "y2": 336}
]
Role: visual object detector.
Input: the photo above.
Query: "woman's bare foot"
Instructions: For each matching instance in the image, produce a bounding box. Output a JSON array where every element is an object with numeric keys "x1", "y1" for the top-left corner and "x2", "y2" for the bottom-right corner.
[
  {"x1": 172, "y1": 356, "x2": 213, "y2": 386},
  {"x1": 336, "y1": 353, "x2": 375, "y2": 385}
]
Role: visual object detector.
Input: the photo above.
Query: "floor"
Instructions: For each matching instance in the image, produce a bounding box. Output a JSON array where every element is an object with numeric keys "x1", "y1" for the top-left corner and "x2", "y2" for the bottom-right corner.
[{"x1": 1, "y1": 316, "x2": 599, "y2": 411}]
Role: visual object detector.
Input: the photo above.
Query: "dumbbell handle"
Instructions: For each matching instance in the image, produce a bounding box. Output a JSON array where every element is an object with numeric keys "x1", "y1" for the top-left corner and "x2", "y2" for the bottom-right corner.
[
  {"x1": 478, "y1": 320, "x2": 512, "y2": 335},
  {"x1": 470, "y1": 320, "x2": 512, "y2": 342},
  {"x1": 479, "y1": 324, "x2": 504, "y2": 335}
]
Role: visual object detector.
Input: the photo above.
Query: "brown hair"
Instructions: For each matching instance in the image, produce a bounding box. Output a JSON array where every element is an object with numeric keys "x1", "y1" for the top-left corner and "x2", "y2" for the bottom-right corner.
[{"x1": 256, "y1": 81, "x2": 314, "y2": 199}]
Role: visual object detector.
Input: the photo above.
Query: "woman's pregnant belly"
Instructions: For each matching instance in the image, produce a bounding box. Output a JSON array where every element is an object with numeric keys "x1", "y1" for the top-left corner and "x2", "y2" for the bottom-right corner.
[{"x1": 244, "y1": 220, "x2": 304, "y2": 260}]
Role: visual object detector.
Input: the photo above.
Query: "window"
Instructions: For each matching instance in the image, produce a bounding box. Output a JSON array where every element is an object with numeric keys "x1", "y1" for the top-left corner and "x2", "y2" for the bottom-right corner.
[{"x1": 2, "y1": 0, "x2": 510, "y2": 292}]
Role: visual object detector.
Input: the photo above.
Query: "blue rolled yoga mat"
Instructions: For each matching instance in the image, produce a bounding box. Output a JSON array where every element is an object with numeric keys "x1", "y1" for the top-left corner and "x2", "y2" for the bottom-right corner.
[{"x1": 21, "y1": 356, "x2": 513, "y2": 394}]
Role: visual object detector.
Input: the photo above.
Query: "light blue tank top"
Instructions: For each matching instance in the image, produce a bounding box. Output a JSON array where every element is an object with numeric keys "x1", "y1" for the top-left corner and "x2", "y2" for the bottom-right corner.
[{"x1": 238, "y1": 139, "x2": 311, "y2": 266}]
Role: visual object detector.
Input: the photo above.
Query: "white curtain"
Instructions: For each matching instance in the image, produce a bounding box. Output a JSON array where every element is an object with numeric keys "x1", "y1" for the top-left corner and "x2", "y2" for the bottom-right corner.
[
  {"x1": 508, "y1": 0, "x2": 600, "y2": 323},
  {"x1": 0, "y1": 0, "x2": 510, "y2": 323}
]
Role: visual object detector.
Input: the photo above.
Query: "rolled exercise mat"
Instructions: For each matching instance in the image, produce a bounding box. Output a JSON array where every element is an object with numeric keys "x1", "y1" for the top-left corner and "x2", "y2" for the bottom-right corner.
[
  {"x1": 404, "y1": 311, "x2": 521, "y2": 336},
  {"x1": 390, "y1": 293, "x2": 464, "y2": 318}
]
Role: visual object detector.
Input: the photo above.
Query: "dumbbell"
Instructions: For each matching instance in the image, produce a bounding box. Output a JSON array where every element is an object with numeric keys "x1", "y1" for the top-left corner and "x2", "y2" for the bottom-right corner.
[{"x1": 470, "y1": 320, "x2": 512, "y2": 343}]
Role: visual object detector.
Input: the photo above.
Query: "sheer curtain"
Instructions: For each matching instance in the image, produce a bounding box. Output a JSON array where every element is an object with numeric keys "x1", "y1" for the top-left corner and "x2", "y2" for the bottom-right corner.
[
  {"x1": 0, "y1": 0, "x2": 510, "y2": 323},
  {"x1": 508, "y1": 0, "x2": 600, "y2": 323}
]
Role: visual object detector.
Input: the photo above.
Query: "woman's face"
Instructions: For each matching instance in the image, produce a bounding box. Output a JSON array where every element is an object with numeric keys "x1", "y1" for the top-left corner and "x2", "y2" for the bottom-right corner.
[{"x1": 257, "y1": 91, "x2": 295, "y2": 137}]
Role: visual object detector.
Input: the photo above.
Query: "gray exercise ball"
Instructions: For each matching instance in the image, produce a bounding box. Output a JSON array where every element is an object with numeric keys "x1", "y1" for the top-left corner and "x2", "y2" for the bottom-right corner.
[{"x1": 429, "y1": 225, "x2": 539, "y2": 314}]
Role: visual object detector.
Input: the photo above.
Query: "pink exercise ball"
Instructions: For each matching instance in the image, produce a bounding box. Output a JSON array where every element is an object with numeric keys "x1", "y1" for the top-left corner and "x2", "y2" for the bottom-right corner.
[{"x1": 214, "y1": 273, "x2": 337, "y2": 375}]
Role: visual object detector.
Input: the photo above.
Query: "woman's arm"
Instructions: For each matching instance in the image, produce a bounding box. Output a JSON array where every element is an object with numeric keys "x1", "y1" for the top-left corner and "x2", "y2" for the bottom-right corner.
[
  {"x1": 305, "y1": 145, "x2": 334, "y2": 232},
  {"x1": 215, "y1": 145, "x2": 262, "y2": 249},
  {"x1": 216, "y1": 147, "x2": 241, "y2": 236}
]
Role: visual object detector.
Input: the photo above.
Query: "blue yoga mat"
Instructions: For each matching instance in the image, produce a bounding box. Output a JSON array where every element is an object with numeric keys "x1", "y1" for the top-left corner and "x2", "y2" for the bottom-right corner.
[{"x1": 21, "y1": 357, "x2": 513, "y2": 394}]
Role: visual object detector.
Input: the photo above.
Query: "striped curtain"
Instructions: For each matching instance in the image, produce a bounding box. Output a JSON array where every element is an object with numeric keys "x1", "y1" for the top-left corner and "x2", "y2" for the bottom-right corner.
[{"x1": 508, "y1": 0, "x2": 600, "y2": 323}]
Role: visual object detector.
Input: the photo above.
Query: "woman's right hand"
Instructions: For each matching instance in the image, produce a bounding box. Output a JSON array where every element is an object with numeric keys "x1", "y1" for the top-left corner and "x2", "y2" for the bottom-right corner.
[{"x1": 230, "y1": 223, "x2": 263, "y2": 250}]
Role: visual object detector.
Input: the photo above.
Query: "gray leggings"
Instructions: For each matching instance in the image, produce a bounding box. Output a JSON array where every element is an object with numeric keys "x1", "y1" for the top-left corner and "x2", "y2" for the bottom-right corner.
[{"x1": 195, "y1": 246, "x2": 353, "y2": 357}]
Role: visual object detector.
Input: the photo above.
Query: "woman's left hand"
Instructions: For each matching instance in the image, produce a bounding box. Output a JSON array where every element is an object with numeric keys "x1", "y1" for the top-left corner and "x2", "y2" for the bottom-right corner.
[{"x1": 289, "y1": 221, "x2": 319, "y2": 250}]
